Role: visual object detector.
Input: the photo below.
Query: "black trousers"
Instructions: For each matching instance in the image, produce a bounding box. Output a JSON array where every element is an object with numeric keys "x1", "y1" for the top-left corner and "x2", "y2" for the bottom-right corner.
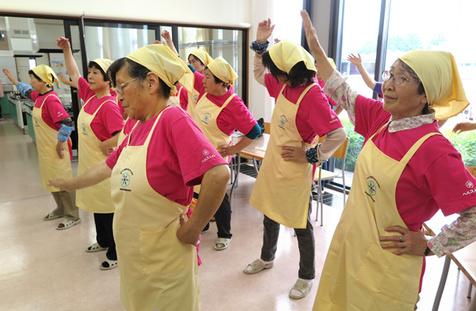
[
  {"x1": 215, "y1": 193, "x2": 232, "y2": 239},
  {"x1": 94, "y1": 213, "x2": 117, "y2": 260},
  {"x1": 260, "y1": 200, "x2": 315, "y2": 280}
]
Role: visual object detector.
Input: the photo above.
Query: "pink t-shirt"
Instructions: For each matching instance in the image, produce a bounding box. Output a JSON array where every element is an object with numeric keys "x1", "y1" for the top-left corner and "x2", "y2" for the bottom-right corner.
[
  {"x1": 78, "y1": 77, "x2": 124, "y2": 141},
  {"x1": 354, "y1": 95, "x2": 476, "y2": 230},
  {"x1": 31, "y1": 90, "x2": 70, "y2": 131},
  {"x1": 106, "y1": 107, "x2": 227, "y2": 206},
  {"x1": 264, "y1": 73, "x2": 342, "y2": 143}
]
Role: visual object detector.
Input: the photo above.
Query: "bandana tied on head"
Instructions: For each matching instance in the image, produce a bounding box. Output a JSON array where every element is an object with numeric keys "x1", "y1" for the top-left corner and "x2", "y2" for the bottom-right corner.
[
  {"x1": 189, "y1": 49, "x2": 213, "y2": 66},
  {"x1": 91, "y1": 58, "x2": 113, "y2": 74},
  {"x1": 268, "y1": 40, "x2": 316, "y2": 74},
  {"x1": 207, "y1": 57, "x2": 238, "y2": 85},
  {"x1": 399, "y1": 50, "x2": 468, "y2": 120},
  {"x1": 31, "y1": 65, "x2": 59, "y2": 86},
  {"x1": 127, "y1": 44, "x2": 194, "y2": 94}
]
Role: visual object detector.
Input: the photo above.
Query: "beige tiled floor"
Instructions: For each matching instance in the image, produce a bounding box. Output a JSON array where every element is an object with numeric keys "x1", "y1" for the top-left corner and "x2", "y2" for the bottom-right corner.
[{"x1": 0, "y1": 118, "x2": 473, "y2": 310}]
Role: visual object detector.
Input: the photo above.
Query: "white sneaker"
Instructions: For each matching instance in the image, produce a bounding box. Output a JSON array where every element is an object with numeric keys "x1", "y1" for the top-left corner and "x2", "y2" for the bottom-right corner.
[
  {"x1": 289, "y1": 278, "x2": 314, "y2": 299},
  {"x1": 243, "y1": 259, "x2": 273, "y2": 274}
]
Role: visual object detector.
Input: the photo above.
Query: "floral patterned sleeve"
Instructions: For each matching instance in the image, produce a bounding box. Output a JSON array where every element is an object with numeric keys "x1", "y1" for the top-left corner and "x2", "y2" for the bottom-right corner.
[
  {"x1": 323, "y1": 71, "x2": 359, "y2": 124},
  {"x1": 428, "y1": 206, "x2": 476, "y2": 257}
]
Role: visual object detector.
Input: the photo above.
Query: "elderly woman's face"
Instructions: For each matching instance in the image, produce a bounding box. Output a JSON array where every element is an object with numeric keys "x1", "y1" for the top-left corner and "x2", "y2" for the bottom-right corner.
[
  {"x1": 188, "y1": 55, "x2": 206, "y2": 73},
  {"x1": 114, "y1": 64, "x2": 145, "y2": 120},
  {"x1": 382, "y1": 60, "x2": 427, "y2": 119}
]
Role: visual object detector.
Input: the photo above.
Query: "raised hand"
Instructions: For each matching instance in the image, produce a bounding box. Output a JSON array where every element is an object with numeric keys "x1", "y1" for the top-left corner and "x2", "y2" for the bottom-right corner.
[
  {"x1": 347, "y1": 53, "x2": 362, "y2": 66},
  {"x1": 56, "y1": 36, "x2": 71, "y2": 50},
  {"x1": 256, "y1": 18, "x2": 275, "y2": 43},
  {"x1": 453, "y1": 121, "x2": 476, "y2": 134},
  {"x1": 2, "y1": 67, "x2": 18, "y2": 85},
  {"x1": 161, "y1": 30, "x2": 172, "y2": 42}
]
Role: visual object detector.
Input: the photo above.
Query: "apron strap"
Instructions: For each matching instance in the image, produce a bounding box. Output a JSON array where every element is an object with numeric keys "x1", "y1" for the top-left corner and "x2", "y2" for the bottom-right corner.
[
  {"x1": 296, "y1": 83, "x2": 317, "y2": 106},
  {"x1": 218, "y1": 93, "x2": 236, "y2": 112},
  {"x1": 124, "y1": 118, "x2": 140, "y2": 147},
  {"x1": 400, "y1": 132, "x2": 441, "y2": 164},
  {"x1": 278, "y1": 83, "x2": 287, "y2": 97},
  {"x1": 38, "y1": 93, "x2": 58, "y2": 109},
  {"x1": 369, "y1": 122, "x2": 390, "y2": 140},
  {"x1": 83, "y1": 95, "x2": 95, "y2": 108},
  {"x1": 144, "y1": 106, "x2": 171, "y2": 145}
]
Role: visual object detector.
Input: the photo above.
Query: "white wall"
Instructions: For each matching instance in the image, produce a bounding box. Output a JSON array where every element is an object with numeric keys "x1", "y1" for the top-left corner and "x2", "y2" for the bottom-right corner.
[
  {"x1": 0, "y1": 0, "x2": 333, "y2": 121},
  {"x1": 0, "y1": 0, "x2": 251, "y2": 28}
]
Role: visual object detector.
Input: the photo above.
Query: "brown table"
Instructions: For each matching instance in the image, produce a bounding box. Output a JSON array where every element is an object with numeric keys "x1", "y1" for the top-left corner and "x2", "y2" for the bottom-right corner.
[{"x1": 229, "y1": 134, "x2": 269, "y2": 197}]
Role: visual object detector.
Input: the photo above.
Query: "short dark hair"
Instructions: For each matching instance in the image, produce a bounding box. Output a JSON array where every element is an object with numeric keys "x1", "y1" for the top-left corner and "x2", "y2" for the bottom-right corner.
[
  {"x1": 261, "y1": 51, "x2": 315, "y2": 88},
  {"x1": 108, "y1": 57, "x2": 171, "y2": 99},
  {"x1": 88, "y1": 61, "x2": 110, "y2": 82}
]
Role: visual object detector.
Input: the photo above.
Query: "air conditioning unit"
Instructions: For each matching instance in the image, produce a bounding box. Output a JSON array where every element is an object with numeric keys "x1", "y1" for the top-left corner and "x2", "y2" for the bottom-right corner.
[{"x1": 5, "y1": 17, "x2": 39, "y2": 53}]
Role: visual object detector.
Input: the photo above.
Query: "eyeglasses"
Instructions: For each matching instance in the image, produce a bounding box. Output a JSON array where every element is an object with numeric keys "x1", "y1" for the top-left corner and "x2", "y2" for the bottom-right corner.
[
  {"x1": 381, "y1": 70, "x2": 415, "y2": 86},
  {"x1": 115, "y1": 78, "x2": 137, "y2": 95}
]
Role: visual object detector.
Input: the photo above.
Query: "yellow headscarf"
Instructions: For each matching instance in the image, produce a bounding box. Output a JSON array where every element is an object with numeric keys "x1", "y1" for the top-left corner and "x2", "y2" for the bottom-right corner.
[
  {"x1": 207, "y1": 57, "x2": 238, "y2": 85},
  {"x1": 91, "y1": 58, "x2": 113, "y2": 74},
  {"x1": 31, "y1": 65, "x2": 58, "y2": 86},
  {"x1": 189, "y1": 48, "x2": 213, "y2": 66},
  {"x1": 399, "y1": 50, "x2": 468, "y2": 120},
  {"x1": 268, "y1": 41, "x2": 316, "y2": 74},
  {"x1": 127, "y1": 44, "x2": 193, "y2": 94}
]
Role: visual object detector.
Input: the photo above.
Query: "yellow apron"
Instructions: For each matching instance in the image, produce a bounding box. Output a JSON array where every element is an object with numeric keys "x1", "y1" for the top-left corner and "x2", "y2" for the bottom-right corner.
[
  {"x1": 32, "y1": 93, "x2": 72, "y2": 192},
  {"x1": 250, "y1": 84, "x2": 315, "y2": 229},
  {"x1": 186, "y1": 82, "x2": 200, "y2": 119},
  {"x1": 111, "y1": 108, "x2": 198, "y2": 311},
  {"x1": 192, "y1": 92, "x2": 235, "y2": 194},
  {"x1": 76, "y1": 96, "x2": 116, "y2": 213},
  {"x1": 313, "y1": 127, "x2": 438, "y2": 310},
  {"x1": 194, "y1": 92, "x2": 235, "y2": 160}
]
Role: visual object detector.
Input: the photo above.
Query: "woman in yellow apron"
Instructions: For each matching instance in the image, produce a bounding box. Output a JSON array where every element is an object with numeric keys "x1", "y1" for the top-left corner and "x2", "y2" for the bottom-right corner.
[
  {"x1": 243, "y1": 20, "x2": 346, "y2": 300},
  {"x1": 50, "y1": 44, "x2": 230, "y2": 311},
  {"x1": 58, "y1": 36, "x2": 124, "y2": 270},
  {"x1": 2, "y1": 66, "x2": 79, "y2": 230},
  {"x1": 192, "y1": 57, "x2": 261, "y2": 250},
  {"x1": 161, "y1": 31, "x2": 213, "y2": 117},
  {"x1": 301, "y1": 10, "x2": 476, "y2": 310}
]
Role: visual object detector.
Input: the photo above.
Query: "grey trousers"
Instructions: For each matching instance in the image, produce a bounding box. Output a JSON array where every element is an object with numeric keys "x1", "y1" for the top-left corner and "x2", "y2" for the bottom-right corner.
[
  {"x1": 260, "y1": 199, "x2": 315, "y2": 280},
  {"x1": 51, "y1": 191, "x2": 79, "y2": 219}
]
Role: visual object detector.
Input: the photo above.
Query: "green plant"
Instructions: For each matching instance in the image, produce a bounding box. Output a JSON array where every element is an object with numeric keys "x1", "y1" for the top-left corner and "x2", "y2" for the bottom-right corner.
[
  {"x1": 443, "y1": 130, "x2": 476, "y2": 166},
  {"x1": 335, "y1": 119, "x2": 364, "y2": 172}
]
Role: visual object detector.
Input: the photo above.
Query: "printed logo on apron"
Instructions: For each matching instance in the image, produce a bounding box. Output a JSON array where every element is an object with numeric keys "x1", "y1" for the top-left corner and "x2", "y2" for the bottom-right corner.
[
  {"x1": 365, "y1": 176, "x2": 380, "y2": 202},
  {"x1": 279, "y1": 114, "x2": 288, "y2": 129},
  {"x1": 120, "y1": 168, "x2": 133, "y2": 191},
  {"x1": 201, "y1": 112, "x2": 212, "y2": 125}
]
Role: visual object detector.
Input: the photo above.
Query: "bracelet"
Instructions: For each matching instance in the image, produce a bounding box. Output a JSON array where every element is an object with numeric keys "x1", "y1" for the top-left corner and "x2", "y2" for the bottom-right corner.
[
  {"x1": 250, "y1": 40, "x2": 269, "y2": 55},
  {"x1": 305, "y1": 145, "x2": 320, "y2": 164}
]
